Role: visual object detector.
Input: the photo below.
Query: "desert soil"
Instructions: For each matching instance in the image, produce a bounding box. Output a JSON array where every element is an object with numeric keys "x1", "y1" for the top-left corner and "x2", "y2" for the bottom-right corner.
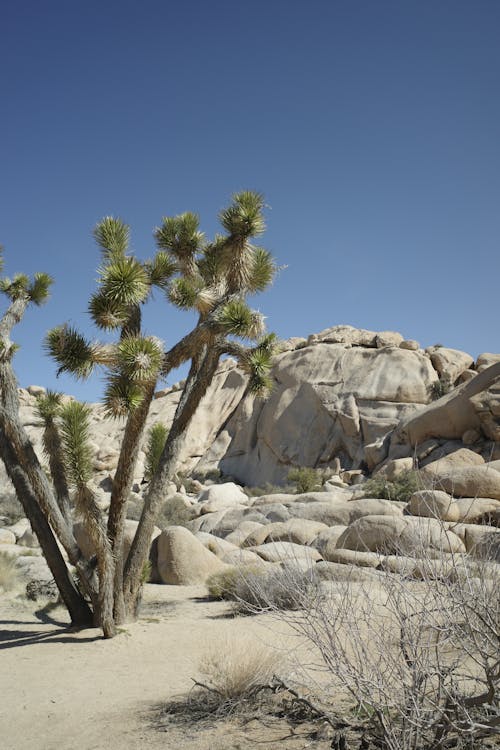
[{"x1": 0, "y1": 584, "x2": 324, "y2": 750}]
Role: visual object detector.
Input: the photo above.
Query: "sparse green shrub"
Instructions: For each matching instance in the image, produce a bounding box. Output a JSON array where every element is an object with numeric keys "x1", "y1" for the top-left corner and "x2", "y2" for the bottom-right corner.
[
  {"x1": 144, "y1": 422, "x2": 169, "y2": 481},
  {"x1": 362, "y1": 469, "x2": 420, "y2": 503},
  {"x1": 0, "y1": 552, "x2": 21, "y2": 592},
  {"x1": 157, "y1": 494, "x2": 193, "y2": 529},
  {"x1": 206, "y1": 565, "x2": 263, "y2": 600},
  {"x1": 429, "y1": 379, "x2": 453, "y2": 400},
  {"x1": 288, "y1": 466, "x2": 324, "y2": 494},
  {"x1": 243, "y1": 482, "x2": 292, "y2": 498},
  {"x1": 208, "y1": 564, "x2": 315, "y2": 613}
]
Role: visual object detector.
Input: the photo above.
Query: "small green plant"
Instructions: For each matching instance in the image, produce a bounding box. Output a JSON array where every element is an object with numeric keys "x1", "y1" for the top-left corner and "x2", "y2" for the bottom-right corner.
[
  {"x1": 157, "y1": 495, "x2": 193, "y2": 529},
  {"x1": 429, "y1": 379, "x2": 453, "y2": 400},
  {"x1": 243, "y1": 482, "x2": 292, "y2": 498},
  {"x1": 0, "y1": 552, "x2": 22, "y2": 592},
  {"x1": 363, "y1": 469, "x2": 420, "y2": 503},
  {"x1": 144, "y1": 422, "x2": 169, "y2": 481},
  {"x1": 207, "y1": 564, "x2": 314, "y2": 614},
  {"x1": 288, "y1": 466, "x2": 326, "y2": 494}
]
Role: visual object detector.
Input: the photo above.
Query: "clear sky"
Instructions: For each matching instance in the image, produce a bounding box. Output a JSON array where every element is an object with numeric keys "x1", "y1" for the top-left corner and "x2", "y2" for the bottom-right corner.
[{"x1": 1, "y1": 0, "x2": 499, "y2": 401}]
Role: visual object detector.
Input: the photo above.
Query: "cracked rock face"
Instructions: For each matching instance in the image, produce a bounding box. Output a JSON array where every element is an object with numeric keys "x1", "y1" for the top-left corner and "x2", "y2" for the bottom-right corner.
[{"x1": 200, "y1": 328, "x2": 440, "y2": 485}]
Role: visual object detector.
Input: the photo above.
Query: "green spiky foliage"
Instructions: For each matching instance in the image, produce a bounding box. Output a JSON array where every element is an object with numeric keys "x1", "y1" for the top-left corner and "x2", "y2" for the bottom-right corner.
[
  {"x1": 59, "y1": 401, "x2": 94, "y2": 488},
  {"x1": 0, "y1": 273, "x2": 30, "y2": 300},
  {"x1": 167, "y1": 277, "x2": 205, "y2": 310},
  {"x1": 98, "y1": 256, "x2": 150, "y2": 306},
  {"x1": 35, "y1": 390, "x2": 63, "y2": 423},
  {"x1": 238, "y1": 334, "x2": 280, "y2": 396},
  {"x1": 144, "y1": 251, "x2": 176, "y2": 291},
  {"x1": 88, "y1": 292, "x2": 129, "y2": 330},
  {"x1": 144, "y1": 422, "x2": 169, "y2": 481},
  {"x1": 29, "y1": 272, "x2": 53, "y2": 305},
  {"x1": 103, "y1": 375, "x2": 145, "y2": 418},
  {"x1": 246, "y1": 247, "x2": 276, "y2": 293},
  {"x1": 116, "y1": 336, "x2": 163, "y2": 382},
  {"x1": 93, "y1": 217, "x2": 129, "y2": 257},
  {"x1": 154, "y1": 212, "x2": 204, "y2": 277},
  {"x1": 45, "y1": 325, "x2": 96, "y2": 379},
  {"x1": 219, "y1": 191, "x2": 266, "y2": 239},
  {"x1": 215, "y1": 299, "x2": 265, "y2": 340}
]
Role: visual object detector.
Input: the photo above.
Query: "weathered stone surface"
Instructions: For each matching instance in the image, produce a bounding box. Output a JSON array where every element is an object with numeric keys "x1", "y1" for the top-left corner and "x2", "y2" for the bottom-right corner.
[
  {"x1": 197, "y1": 482, "x2": 248, "y2": 513},
  {"x1": 323, "y1": 548, "x2": 382, "y2": 568},
  {"x1": 5, "y1": 518, "x2": 30, "y2": 540},
  {"x1": 311, "y1": 525, "x2": 348, "y2": 554},
  {"x1": 201, "y1": 333, "x2": 436, "y2": 485},
  {"x1": 422, "y1": 448, "x2": 484, "y2": 473},
  {"x1": 0, "y1": 529, "x2": 16, "y2": 545},
  {"x1": 423, "y1": 466, "x2": 500, "y2": 500},
  {"x1": 336, "y1": 515, "x2": 465, "y2": 554},
  {"x1": 157, "y1": 526, "x2": 228, "y2": 584},
  {"x1": 17, "y1": 529, "x2": 39, "y2": 548},
  {"x1": 250, "y1": 541, "x2": 322, "y2": 564},
  {"x1": 427, "y1": 346, "x2": 474, "y2": 384},
  {"x1": 454, "y1": 497, "x2": 500, "y2": 523},
  {"x1": 408, "y1": 490, "x2": 460, "y2": 522},
  {"x1": 312, "y1": 560, "x2": 381, "y2": 583},
  {"x1": 194, "y1": 532, "x2": 239, "y2": 558},
  {"x1": 224, "y1": 522, "x2": 265, "y2": 546}
]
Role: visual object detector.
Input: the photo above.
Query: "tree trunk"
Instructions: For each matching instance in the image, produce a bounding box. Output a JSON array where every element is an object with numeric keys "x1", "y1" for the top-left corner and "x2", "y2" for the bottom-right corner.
[
  {"x1": 107, "y1": 380, "x2": 156, "y2": 624},
  {"x1": 76, "y1": 487, "x2": 116, "y2": 638},
  {"x1": 0, "y1": 429, "x2": 93, "y2": 625},
  {"x1": 123, "y1": 346, "x2": 220, "y2": 616},
  {"x1": 0, "y1": 361, "x2": 99, "y2": 607}
]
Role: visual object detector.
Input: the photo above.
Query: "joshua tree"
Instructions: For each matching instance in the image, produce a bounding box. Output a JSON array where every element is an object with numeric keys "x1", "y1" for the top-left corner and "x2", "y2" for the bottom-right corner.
[{"x1": 0, "y1": 191, "x2": 279, "y2": 635}]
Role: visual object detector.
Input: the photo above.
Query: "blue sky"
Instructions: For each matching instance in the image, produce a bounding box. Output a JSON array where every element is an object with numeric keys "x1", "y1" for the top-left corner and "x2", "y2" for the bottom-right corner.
[{"x1": 1, "y1": 0, "x2": 499, "y2": 401}]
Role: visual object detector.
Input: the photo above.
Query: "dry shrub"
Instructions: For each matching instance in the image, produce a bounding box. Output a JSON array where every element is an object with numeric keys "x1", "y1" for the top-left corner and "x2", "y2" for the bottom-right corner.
[
  {"x1": 198, "y1": 632, "x2": 284, "y2": 703},
  {"x1": 0, "y1": 552, "x2": 22, "y2": 592},
  {"x1": 249, "y1": 535, "x2": 500, "y2": 749},
  {"x1": 207, "y1": 563, "x2": 315, "y2": 614}
]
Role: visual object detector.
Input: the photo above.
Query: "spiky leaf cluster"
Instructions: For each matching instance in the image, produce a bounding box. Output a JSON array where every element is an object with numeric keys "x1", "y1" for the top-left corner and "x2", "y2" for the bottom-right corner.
[
  {"x1": 144, "y1": 422, "x2": 169, "y2": 481},
  {"x1": 102, "y1": 375, "x2": 145, "y2": 418},
  {"x1": 28, "y1": 272, "x2": 53, "y2": 305},
  {"x1": 98, "y1": 256, "x2": 149, "y2": 305},
  {"x1": 59, "y1": 401, "x2": 94, "y2": 487},
  {"x1": 168, "y1": 277, "x2": 205, "y2": 310},
  {"x1": 35, "y1": 390, "x2": 63, "y2": 423},
  {"x1": 154, "y1": 212, "x2": 204, "y2": 276},
  {"x1": 0, "y1": 271, "x2": 53, "y2": 305},
  {"x1": 116, "y1": 336, "x2": 163, "y2": 382},
  {"x1": 88, "y1": 292, "x2": 128, "y2": 330},
  {"x1": 93, "y1": 217, "x2": 129, "y2": 257},
  {"x1": 144, "y1": 251, "x2": 176, "y2": 291},
  {"x1": 45, "y1": 325, "x2": 96, "y2": 379},
  {"x1": 0, "y1": 273, "x2": 30, "y2": 300},
  {"x1": 215, "y1": 300, "x2": 265, "y2": 340},
  {"x1": 239, "y1": 334, "x2": 280, "y2": 397},
  {"x1": 219, "y1": 191, "x2": 266, "y2": 239}
]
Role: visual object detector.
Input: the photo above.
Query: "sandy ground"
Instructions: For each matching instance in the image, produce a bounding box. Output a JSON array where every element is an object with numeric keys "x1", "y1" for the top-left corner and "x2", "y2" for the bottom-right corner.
[{"x1": 0, "y1": 585, "x2": 318, "y2": 750}]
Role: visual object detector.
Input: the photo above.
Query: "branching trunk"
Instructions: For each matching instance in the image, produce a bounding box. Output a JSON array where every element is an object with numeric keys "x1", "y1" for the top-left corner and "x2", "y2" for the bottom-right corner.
[
  {"x1": 0, "y1": 361, "x2": 98, "y2": 605},
  {"x1": 123, "y1": 345, "x2": 221, "y2": 616},
  {"x1": 107, "y1": 379, "x2": 156, "y2": 624},
  {"x1": 0, "y1": 428, "x2": 92, "y2": 625}
]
